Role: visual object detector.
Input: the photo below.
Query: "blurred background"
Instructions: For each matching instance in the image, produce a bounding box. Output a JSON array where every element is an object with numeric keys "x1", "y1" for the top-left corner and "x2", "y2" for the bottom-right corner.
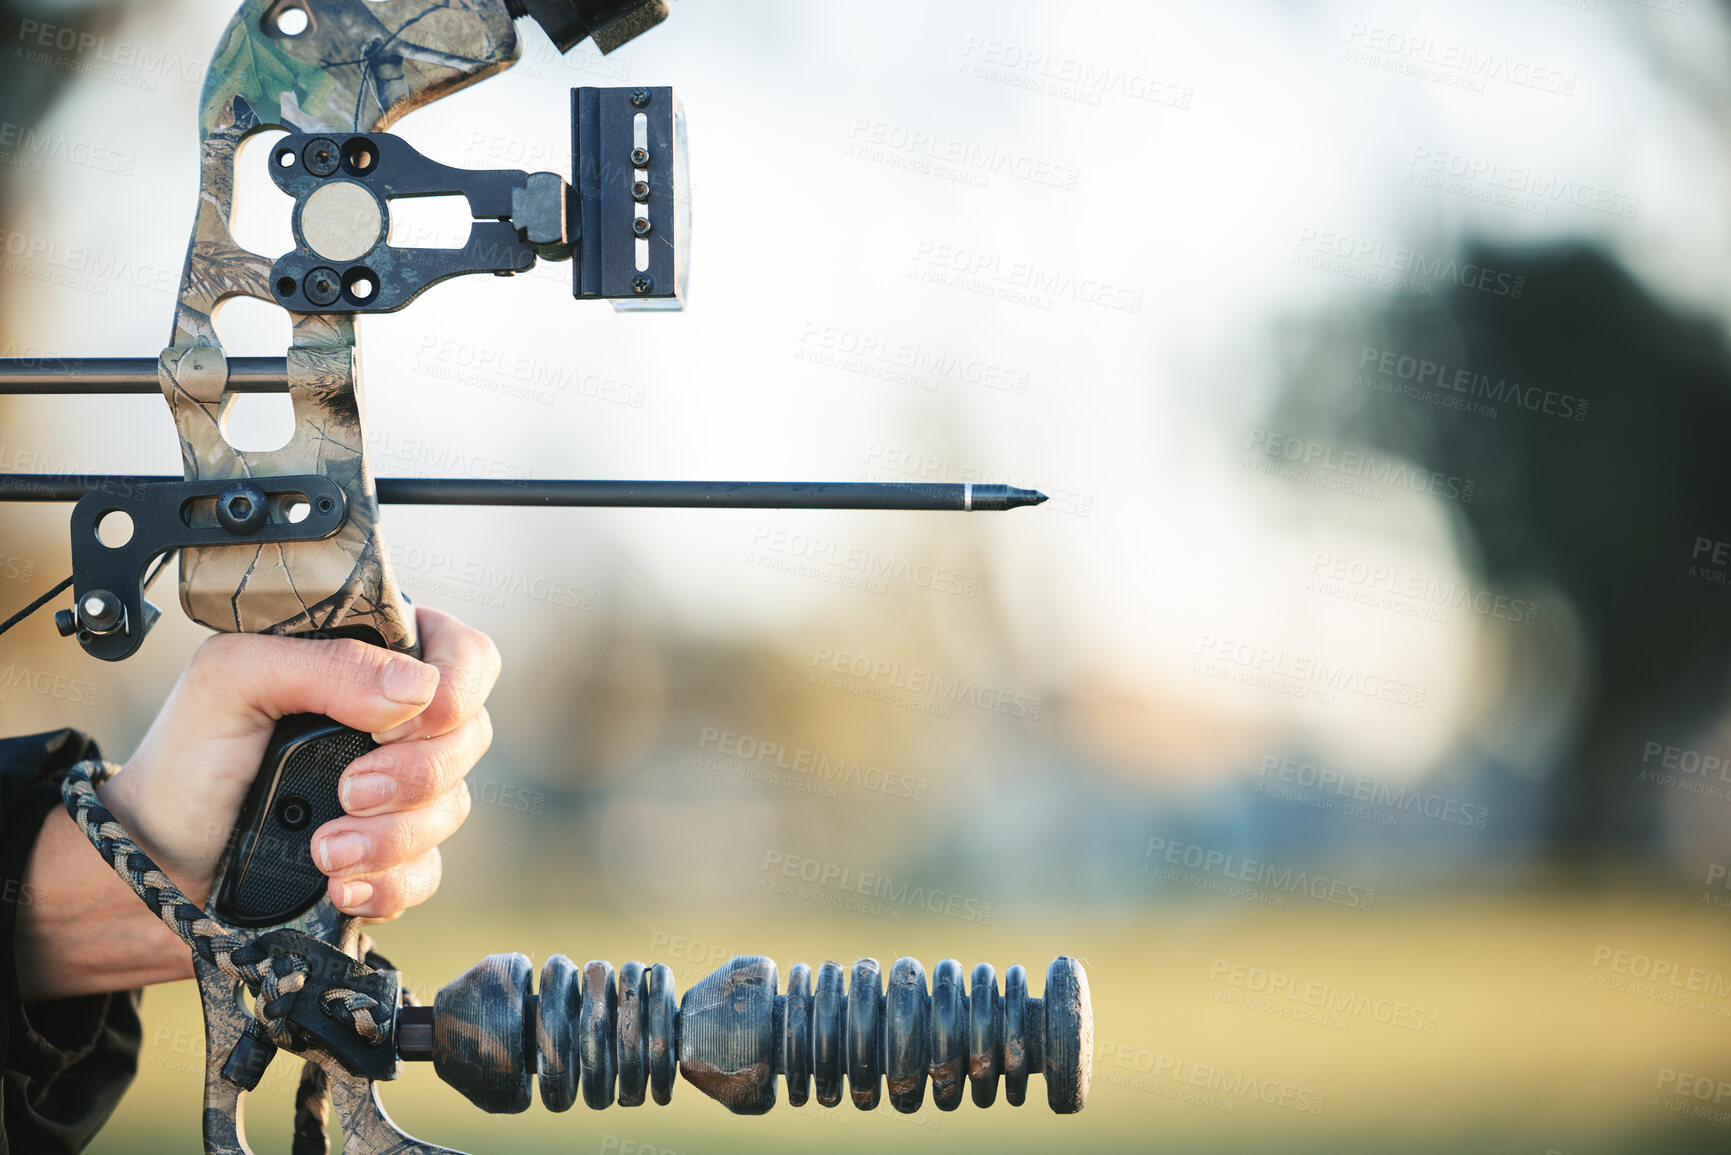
[{"x1": 3, "y1": 0, "x2": 1731, "y2": 1150}]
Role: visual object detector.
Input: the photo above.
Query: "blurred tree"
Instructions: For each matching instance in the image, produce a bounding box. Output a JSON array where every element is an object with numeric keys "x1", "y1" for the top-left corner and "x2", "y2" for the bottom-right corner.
[{"x1": 1279, "y1": 245, "x2": 1731, "y2": 864}]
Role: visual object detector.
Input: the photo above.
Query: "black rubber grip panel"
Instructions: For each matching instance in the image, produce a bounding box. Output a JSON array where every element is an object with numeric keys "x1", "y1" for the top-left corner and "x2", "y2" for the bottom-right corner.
[{"x1": 213, "y1": 714, "x2": 377, "y2": 927}]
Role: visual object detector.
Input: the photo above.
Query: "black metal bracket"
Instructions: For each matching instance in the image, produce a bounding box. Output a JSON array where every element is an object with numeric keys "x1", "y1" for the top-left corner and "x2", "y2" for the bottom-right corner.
[
  {"x1": 508, "y1": 0, "x2": 670, "y2": 54},
  {"x1": 573, "y1": 85, "x2": 687, "y2": 307},
  {"x1": 267, "y1": 133, "x2": 548, "y2": 314},
  {"x1": 68, "y1": 476, "x2": 346, "y2": 661},
  {"x1": 265, "y1": 85, "x2": 686, "y2": 315}
]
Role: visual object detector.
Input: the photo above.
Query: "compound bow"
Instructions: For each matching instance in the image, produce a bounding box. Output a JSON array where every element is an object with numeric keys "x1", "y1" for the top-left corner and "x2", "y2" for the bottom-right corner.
[{"x1": 0, "y1": 2, "x2": 1090, "y2": 1152}]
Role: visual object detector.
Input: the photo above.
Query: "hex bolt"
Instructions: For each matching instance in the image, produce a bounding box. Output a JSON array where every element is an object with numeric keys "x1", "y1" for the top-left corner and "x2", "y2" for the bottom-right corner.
[
  {"x1": 215, "y1": 481, "x2": 271, "y2": 536},
  {"x1": 630, "y1": 88, "x2": 651, "y2": 108},
  {"x1": 631, "y1": 275, "x2": 653, "y2": 295},
  {"x1": 303, "y1": 137, "x2": 341, "y2": 178},
  {"x1": 303, "y1": 268, "x2": 342, "y2": 308},
  {"x1": 632, "y1": 181, "x2": 651, "y2": 203},
  {"x1": 630, "y1": 147, "x2": 650, "y2": 168},
  {"x1": 632, "y1": 217, "x2": 652, "y2": 238},
  {"x1": 77, "y1": 590, "x2": 125, "y2": 636}
]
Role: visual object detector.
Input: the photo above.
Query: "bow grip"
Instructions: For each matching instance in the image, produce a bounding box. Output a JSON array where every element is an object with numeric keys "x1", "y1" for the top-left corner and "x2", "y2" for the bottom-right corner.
[{"x1": 213, "y1": 714, "x2": 376, "y2": 927}]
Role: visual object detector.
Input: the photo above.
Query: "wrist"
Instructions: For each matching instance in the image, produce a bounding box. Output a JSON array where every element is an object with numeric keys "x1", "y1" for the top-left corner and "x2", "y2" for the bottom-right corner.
[
  {"x1": 98, "y1": 761, "x2": 214, "y2": 908},
  {"x1": 17, "y1": 807, "x2": 194, "y2": 1000}
]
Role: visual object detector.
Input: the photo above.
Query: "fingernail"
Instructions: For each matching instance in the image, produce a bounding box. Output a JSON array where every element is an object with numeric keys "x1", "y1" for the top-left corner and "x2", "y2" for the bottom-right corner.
[
  {"x1": 341, "y1": 773, "x2": 395, "y2": 814},
  {"x1": 338, "y1": 879, "x2": 374, "y2": 911},
  {"x1": 372, "y1": 720, "x2": 419, "y2": 745},
  {"x1": 382, "y1": 659, "x2": 439, "y2": 705},
  {"x1": 318, "y1": 831, "x2": 370, "y2": 874}
]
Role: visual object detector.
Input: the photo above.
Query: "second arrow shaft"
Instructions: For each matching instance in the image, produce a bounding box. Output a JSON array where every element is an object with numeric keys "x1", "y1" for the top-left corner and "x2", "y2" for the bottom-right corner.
[{"x1": 377, "y1": 479, "x2": 1047, "y2": 511}]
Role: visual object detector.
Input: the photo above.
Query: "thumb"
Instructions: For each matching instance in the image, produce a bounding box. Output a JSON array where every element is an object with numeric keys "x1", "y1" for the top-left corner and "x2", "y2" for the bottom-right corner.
[
  {"x1": 188, "y1": 633, "x2": 440, "y2": 739},
  {"x1": 106, "y1": 634, "x2": 440, "y2": 901}
]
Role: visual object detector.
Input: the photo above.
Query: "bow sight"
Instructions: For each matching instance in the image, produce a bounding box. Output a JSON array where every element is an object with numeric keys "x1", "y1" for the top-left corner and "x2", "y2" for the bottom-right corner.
[
  {"x1": 266, "y1": 85, "x2": 687, "y2": 313},
  {"x1": 0, "y1": 2, "x2": 1089, "y2": 1152}
]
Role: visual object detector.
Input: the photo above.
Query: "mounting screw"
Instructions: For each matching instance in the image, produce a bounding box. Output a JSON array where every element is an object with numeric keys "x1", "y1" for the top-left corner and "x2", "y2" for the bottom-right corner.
[
  {"x1": 630, "y1": 147, "x2": 650, "y2": 168},
  {"x1": 303, "y1": 137, "x2": 341, "y2": 178},
  {"x1": 632, "y1": 274, "x2": 653, "y2": 295},
  {"x1": 216, "y1": 482, "x2": 271, "y2": 537},
  {"x1": 632, "y1": 180, "x2": 651, "y2": 202},
  {"x1": 275, "y1": 794, "x2": 312, "y2": 832},
  {"x1": 303, "y1": 267, "x2": 342, "y2": 308},
  {"x1": 77, "y1": 590, "x2": 124, "y2": 637},
  {"x1": 632, "y1": 217, "x2": 652, "y2": 238},
  {"x1": 53, "y1": 609, "x2": 77, "y2": 638},
  {"x1": 630, "y1": 88, "x2": 651, "y2": 108}
]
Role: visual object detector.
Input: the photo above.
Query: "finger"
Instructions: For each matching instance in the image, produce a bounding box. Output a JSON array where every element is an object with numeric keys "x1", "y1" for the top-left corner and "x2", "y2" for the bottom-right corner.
[
  {"x1": 186, "y1": 633, "x2": 439, "y2": 738},
  {"x1": 329, "y1": 847, "x2": 443, "y2": 920},
  {"x1": 338, "y1": 709, "x2": 493, "y2": 817},
  {"x1": 374, "y1": 606, "x2": 501, "y2": 744},
  {"x1": 313, "y1": 779, "x2": 472, "y2": 880}
]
